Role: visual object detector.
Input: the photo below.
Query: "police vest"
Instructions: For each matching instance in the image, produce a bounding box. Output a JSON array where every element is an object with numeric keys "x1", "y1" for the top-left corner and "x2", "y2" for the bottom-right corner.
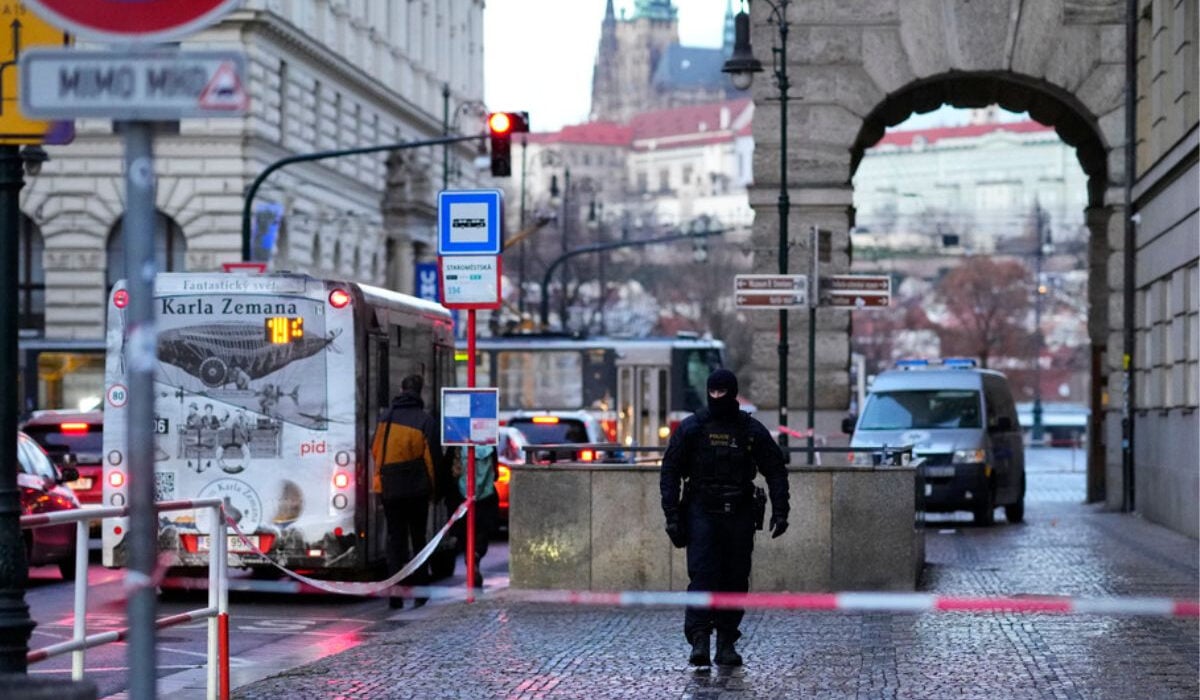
[{"x1": 692, "y1": 414, "x2": 756, "y2": 488}]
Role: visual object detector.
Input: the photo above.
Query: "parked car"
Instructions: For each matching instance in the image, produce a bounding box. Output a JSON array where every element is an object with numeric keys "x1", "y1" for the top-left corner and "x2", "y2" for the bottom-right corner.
[
  {"x1": 505, "y1": 410, "x2": 610, "y2": 463},
  {"x1": 494, "y1": 426, "x2": 532, "y2": 523},
  {"x1": 21, "y1": 410, "x2": 104, "y2": 508},
  {"x1": 18, "y1": 431, "x2": 81, "y2": 579},
  {"x1": 844, "y1": 358, "x2": 1025, "y2": 525}
]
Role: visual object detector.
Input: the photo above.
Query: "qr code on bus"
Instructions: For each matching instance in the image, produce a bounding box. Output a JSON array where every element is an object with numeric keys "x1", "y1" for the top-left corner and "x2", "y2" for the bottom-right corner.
[{"x1": 154, "y1": 472, "x2": 175, "y2": 502}]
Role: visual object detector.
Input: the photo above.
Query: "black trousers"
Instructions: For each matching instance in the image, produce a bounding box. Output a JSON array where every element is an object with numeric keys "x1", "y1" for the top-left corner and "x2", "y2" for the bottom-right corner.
[
  {"x1": 382, "y1": 494, "x2": 429, "y2": 586},
  {"x1": 449, "y1": 492, "x2": 499, "y2": 563},
  {"x1": 683, "y1": 494, "x2": 756, "y2": 643}
]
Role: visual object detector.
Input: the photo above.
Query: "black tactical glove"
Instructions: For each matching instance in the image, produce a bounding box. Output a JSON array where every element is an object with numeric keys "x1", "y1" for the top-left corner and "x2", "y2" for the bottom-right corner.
[
  {"x1": 665, "y1": 515, "x2": 687, "y2": 549},
  {"x1": 769, "y1": 513, "x2": 789, "y2": 539}
]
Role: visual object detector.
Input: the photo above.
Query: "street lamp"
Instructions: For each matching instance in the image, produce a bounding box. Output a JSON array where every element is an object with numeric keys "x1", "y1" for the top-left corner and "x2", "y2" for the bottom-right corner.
[
  {"x1": 440, "y1": 83, "x2": 488, "y2": 190},
  {"x1": 1031, "y1": 203, "x2": 1053, "y2": 444},
  {"x1": 723, "y1": 0, "x2": 801, "y2": 461}
]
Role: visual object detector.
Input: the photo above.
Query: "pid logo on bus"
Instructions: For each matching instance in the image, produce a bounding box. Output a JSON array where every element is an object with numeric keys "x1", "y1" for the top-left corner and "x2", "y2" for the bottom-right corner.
[{"x1": 107, "y1": 384, "x2": 129, "y2": 408}]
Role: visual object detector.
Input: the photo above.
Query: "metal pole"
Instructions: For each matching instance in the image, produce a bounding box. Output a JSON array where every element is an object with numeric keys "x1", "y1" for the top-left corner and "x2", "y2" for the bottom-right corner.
[
  {"x1": 0, "y1": 145, "x2": 33, "y2": 674},
  {"x1": 1121, "y1": 0, "x2": 1137, "y2": 512},
  {"x1": 122, "y1": 120, "x2": 159, "y2": 700},
  {"x1": 1032, "y1": 206, "x2": 1045, "y2": 444},
  {"x1": 776, "y1": 5, "x2": 792, "y2": 462},
  {"x1": 559, "y1": 169, "x2": 570, "y2": 331},
  {"x1": 518, "y1": 135, "x2": 528, "y2": 315},
  {"x1": 465, "y1": 309, "x2": 477, "y2": 602},
  {"x1": 441, "y1": 83, "x2": 450, "y2": 191}
]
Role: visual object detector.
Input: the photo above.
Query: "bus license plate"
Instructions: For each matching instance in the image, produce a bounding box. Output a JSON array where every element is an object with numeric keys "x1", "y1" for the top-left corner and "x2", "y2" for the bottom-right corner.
[
  {"x1": 924, "y1": 466, "x2": 955, "y2": 478},
  {"x1": 197, "y1": 535, "x2": 258, "y2": 553}
]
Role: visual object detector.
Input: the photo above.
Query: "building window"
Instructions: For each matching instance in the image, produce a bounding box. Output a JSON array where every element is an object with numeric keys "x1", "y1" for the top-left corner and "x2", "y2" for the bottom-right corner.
[
  {"x1": 18, "y1": 214, "x2": 44, "y2": 333},
  {"x1": 106, "y1": 212, "x2": 186, "y2": 292}
]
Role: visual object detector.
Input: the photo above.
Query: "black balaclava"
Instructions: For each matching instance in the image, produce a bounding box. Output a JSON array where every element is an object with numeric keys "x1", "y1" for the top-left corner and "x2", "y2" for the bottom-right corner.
[{"x1": 706, "y1": 368, "x2": 740, "y2": 420}]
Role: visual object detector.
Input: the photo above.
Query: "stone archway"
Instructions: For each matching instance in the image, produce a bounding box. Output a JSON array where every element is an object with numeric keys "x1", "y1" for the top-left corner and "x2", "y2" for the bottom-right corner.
[{"x1": 743, "y1": 2, "x2": 1128, "y2": 507}]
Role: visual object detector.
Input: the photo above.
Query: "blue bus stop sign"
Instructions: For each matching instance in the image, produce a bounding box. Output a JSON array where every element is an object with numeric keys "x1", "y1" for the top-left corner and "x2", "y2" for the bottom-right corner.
[{"x1": 438, "y1": 189, "x2": 503, "y2": 256}]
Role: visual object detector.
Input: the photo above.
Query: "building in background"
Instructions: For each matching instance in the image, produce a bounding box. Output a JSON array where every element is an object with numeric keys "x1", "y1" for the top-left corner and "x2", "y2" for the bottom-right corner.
[
  {"x1": 590, "y1": 0, "x2": 736, "y2": 123},
  {"x1": 17, "y1": 1, "x2": 486, "y2": 412}
]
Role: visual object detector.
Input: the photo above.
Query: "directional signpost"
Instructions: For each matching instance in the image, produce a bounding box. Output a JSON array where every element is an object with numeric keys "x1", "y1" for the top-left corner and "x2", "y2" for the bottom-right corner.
[
  {"x1": 734, "y1": 274, "x2": 809, "y2": 309},
  {"x1": 11, "y1": 1, "x2": 246, "y2": 693},
  {"x1": 820, "y1": 274, "x2": 892, "y2": 308}
]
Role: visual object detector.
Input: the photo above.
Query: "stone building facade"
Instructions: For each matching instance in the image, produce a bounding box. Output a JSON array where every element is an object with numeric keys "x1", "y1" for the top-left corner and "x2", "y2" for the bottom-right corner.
[
  {"x1": 20, "y1": 0, "x2": 485, "y2": 343},
  {"x1": 739, "y1": 0, "x2": 1197, "y2": 536}
]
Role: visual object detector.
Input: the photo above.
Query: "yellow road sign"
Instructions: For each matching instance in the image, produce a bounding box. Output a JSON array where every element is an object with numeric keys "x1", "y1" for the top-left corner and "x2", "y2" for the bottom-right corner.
[{"x1": 0, "y1": 1, "x2": 70, "y2": 144}]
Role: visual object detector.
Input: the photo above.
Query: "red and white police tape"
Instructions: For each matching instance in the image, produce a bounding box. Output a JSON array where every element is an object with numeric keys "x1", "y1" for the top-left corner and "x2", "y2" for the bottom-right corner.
[
  {"x1": 217, "y1": 505, "x2": 1199, "y2": 618},
  {"x1": 223, "y1": 501, "x2": 468, "y2": 597}
]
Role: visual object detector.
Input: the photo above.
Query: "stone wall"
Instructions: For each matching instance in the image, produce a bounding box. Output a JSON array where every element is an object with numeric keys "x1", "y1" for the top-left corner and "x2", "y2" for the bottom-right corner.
[{"x1": 509, "y1": 463, "x2": 923, "y2": 592}]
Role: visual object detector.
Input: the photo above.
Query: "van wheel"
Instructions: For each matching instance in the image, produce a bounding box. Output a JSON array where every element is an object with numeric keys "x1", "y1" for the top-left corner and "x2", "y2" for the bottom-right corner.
[
  {"x1": 973, "y1": 487, "x2": 995, "y2": 526},
  {"x1": 1004, "y1": 474, "x2": 1026, "y2": 523}
]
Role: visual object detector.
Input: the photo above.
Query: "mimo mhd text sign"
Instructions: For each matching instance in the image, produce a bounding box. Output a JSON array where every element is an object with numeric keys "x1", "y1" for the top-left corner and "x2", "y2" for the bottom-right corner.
[{"x1": 441, "y1": 388, "x2": 499, "y2": 446}]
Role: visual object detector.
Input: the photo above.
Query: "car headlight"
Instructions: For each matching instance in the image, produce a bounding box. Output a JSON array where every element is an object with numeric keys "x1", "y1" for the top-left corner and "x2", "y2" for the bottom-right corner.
[
  {"x1": 848, "y1": 451, "x2": 876, "y2": 466},
  {"x1": 953, "y1": 449, "x2": 987, "y2": 464}
]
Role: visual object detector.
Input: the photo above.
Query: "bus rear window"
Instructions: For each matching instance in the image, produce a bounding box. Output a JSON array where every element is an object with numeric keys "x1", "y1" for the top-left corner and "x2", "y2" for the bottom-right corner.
[
  {"x1": 508, "y1": 419, "x2": 590, "y2": 444},
  {"x1": 496, "y1": 351, "x2": 582, "y2": 410}
]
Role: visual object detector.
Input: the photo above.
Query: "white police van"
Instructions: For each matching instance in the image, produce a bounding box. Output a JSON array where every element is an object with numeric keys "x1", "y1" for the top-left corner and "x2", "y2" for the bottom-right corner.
[{"x1": 845, "y1": 358, "x2": 1025, "y2": 525}]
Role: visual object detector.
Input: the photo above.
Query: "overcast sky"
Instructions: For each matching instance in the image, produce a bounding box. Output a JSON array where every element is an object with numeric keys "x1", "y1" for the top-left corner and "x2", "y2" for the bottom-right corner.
[
  {"x1": 482, "y1": 1, "x2": 1022, "y2": 134},
  {"x1": 483, "y1": 0, "x2": 730, "y2": 132}
]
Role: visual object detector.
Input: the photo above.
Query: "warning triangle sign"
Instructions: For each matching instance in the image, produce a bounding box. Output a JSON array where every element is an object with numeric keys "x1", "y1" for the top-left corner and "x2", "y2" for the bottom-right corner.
[{"x1": 199, "y1": 61, "x2": 249, "y2": 111}]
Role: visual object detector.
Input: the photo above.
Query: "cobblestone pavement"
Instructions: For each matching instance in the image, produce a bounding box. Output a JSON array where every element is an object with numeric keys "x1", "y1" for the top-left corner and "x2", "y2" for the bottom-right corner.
[{"x1": 236, "y1": 452, "x2": 1198, "y2": 699}]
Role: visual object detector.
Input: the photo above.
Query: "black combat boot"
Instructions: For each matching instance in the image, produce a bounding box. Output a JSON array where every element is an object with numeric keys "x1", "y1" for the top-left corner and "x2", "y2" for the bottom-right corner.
[
  {"x1": 714, "y1": 633, "x2": 743, "y2": 667},
  {"x1": 688, "y1": 633, "x2": 711, "y2": 666}
]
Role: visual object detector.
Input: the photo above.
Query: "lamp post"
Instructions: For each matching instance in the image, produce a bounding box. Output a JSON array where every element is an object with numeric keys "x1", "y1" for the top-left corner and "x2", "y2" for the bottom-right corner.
[
  {"x1": 1031, "y1": 203, "x2": 1052, "y2": 444},
  {"x1": 440, "y1": 84, "x2": 488, "y2": 191},
  {"x1": 723, "y1": 0, "x2": 798, "y2": 460}
]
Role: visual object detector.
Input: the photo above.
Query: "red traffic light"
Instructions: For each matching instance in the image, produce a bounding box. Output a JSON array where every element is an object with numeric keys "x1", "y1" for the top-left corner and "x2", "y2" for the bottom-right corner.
[
  {"x1": 488, "y1": 112, "x2": 513, "y2": 135},
  {"x1": 486, "y1": 111, "x2": 528, "y2": 177}
]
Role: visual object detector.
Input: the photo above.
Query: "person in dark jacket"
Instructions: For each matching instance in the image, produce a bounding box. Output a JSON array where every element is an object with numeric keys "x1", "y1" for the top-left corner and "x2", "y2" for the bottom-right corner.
[
  {"x1": 660, "y1": 368, "x2": 790, "y2": 667},
  {"x1": 371, "y1": 374, "x2": 444, "y2": 609}
]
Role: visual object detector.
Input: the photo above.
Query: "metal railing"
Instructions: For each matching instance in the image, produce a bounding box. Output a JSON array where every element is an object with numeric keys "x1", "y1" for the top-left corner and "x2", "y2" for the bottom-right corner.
[
  {"x1": 21, "y1": 498, "x2": 230, "y2": 700},
  {"x1": 525, "y1": 443, "x2": 917, "y2": 467}
]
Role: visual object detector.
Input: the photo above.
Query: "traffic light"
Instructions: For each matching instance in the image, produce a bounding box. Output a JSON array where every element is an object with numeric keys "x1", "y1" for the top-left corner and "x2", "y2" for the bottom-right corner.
[{"x1": 487, "y1": 111, "x2": 529, "y2": 177}]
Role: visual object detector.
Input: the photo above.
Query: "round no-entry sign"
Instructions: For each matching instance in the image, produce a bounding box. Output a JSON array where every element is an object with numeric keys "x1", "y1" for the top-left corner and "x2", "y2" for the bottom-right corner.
[{"x1": 24, "y1": 0, "x2": 242, "y2": 44}]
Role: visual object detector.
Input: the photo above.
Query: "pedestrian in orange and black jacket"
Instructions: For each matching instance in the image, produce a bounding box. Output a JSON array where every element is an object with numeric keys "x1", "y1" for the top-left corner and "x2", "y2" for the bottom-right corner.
[{"x1": 371, "y1": 374, "x2": 444, "y2": 609}]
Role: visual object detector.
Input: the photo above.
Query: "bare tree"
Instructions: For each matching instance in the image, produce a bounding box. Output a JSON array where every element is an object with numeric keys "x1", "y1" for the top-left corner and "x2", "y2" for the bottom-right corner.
[{"x1": 935, "y1": 256, "x2": 1033, "y2": 368}]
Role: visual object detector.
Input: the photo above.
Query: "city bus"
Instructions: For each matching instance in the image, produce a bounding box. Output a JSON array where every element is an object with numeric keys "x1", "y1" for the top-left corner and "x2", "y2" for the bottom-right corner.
[
  {"x1": 460, "y1": 333, "x2": 725, "y2": 447},
  {"x1": 101, "y1": 272, "x2": 457, "y2": 580}
]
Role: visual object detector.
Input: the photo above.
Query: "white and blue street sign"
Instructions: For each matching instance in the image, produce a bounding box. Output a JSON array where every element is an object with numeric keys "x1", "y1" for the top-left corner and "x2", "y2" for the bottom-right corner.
[
  {"x1": 437, "y1": 189, "x2": 503, "y2": 256},
  {"x1": 440, "y1": 387, "x2": 499, "y2": 446},
  {"x1": 415, "y1": 261, "x2": 440, "y2": 301}
]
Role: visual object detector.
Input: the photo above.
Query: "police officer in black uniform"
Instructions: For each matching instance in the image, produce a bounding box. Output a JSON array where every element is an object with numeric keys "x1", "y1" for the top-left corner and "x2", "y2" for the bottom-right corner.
[{"x1": 660, "y1": 368, "x2": 789, "y2": 667}]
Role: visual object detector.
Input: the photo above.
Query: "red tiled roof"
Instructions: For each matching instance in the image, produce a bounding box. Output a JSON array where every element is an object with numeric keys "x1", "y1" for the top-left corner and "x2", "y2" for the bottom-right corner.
[
  {"x1": 874, "y1": 120, "x2": 1052, "y2": 148},
  {"x1": 525, "y1": 98, "x2": 754, "y2": 148},
  {"x1": 629, "y1": 98, "x2": 753, "y2": 140},
  {"x1": 526, "y1": 121, "x2": 633, "y2": 146}
]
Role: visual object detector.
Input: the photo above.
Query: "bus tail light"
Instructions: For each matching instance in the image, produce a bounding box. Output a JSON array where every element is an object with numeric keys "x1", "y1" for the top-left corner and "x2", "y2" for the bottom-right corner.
[
  {"x1": 329, "y1": 288, "x2": 351, "y2": 308},
  {"x1": 578, "y1": 449, "x2": 595, "y2": 462},
  {"x1": 333, "y1": 471, "x2": 350, "y2": 489},
  {"x1": 108, "y1": 471, "x2": 125, "y2": 488},
  {"x1": 113, "y1": 289, "x2": 129, "y2": 308}
]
